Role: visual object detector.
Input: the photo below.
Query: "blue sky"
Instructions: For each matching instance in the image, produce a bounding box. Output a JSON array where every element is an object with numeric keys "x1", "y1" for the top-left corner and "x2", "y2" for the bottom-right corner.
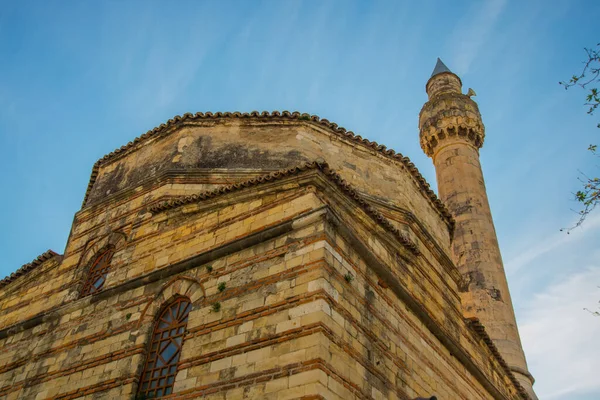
[{"x1": 1, "y1": 1, "x2": 599, "y2": 398}]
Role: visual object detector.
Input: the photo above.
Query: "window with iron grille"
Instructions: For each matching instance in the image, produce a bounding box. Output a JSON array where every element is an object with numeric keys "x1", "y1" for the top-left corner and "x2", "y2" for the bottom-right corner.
[
  {"x1": 138, "y1": 297, "x2": 192, "y2": 398},
  {"x1": 80, "y1": 247, "x2": 114, "y2": 297}
]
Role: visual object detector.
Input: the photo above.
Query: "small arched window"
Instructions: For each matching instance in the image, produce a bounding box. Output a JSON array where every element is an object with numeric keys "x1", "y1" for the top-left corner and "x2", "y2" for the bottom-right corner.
[
  {"x1": 138, "y1": 297, "x2": 192, "y2": 398},
  {"x1": 80, "y1": 247, "x2": 114, "y2": 296}
]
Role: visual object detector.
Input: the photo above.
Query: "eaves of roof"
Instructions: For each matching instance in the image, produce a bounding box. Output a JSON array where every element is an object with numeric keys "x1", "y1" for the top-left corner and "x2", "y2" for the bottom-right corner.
[
  {"x1": 81, "y1": 111, "x2": 454, "y2": 232},
  {"x1": 0, "y1": 250, "x2": 61, "y2": 290},
  {"x1": 467, "y1": 317, "x2": 532, "y2": 400},
  {"x1": 150, "y1": 161, "x2": 421, "y2": 256}
]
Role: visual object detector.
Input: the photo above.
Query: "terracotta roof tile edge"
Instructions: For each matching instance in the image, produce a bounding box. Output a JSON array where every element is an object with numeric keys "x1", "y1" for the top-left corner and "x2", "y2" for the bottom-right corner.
[
  {"x1": 81, "y1": 111, "x2": 454, "y2": 231},
  {"x1": 149, "y1": 161, "x2": 420, "y2": 256},
  {"x1": 466, "y1": 317, "x2": 532, "y2": 400},
  {"x1": 0, "y1": 250, "x2": 61, "y2": 290}
]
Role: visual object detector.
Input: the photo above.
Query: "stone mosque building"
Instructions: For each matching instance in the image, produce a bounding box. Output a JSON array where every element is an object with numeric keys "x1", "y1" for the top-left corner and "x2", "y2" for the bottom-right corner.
[{"x1": 0, "y1": 60, "x2": 537, "y2": 399}]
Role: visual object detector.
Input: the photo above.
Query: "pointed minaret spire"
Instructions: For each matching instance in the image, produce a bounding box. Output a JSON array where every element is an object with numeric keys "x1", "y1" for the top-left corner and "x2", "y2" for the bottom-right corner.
[
  {"x1": 425, "y1": 58, "x2": 462, "y2": 99},
  {"x1": 430, "y1": 57, "x2": 452, "y2": 77}
]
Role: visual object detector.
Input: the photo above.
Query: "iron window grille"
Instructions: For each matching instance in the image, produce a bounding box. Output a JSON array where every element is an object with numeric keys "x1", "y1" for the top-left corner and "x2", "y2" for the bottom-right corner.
[
  {"x1": 80, "y1": 248, "x2": 114, "y2": 297},
  {"x1": 138, "y1": 297, "x2": 192, "y2": 398}
]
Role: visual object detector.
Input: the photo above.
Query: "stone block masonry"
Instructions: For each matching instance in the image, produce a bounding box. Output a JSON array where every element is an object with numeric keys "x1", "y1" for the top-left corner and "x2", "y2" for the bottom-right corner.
[{"x1": 1, "y1": 82, "x2": 533, "y2": 398}]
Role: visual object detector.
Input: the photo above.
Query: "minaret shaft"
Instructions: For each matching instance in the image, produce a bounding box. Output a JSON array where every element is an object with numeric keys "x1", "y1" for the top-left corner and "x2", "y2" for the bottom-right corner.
[
  {"x1": 419, "y1": 61, "x2": 537, "y2": 399},
  {"x1": 433, "y1": 140, "x2": 521, "y2": 356}
]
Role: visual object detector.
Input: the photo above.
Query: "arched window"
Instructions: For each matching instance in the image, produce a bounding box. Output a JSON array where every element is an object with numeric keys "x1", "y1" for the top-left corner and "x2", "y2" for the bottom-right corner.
[
  {"x1": 80, "y1": 247, "x2": 114, "y2": 296},
  {"x1": 138, "y1": 297, "x2": 192, "y2": 398}
]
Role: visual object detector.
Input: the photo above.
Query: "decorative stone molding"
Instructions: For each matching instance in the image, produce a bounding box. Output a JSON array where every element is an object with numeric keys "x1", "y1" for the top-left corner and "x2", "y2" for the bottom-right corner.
[
  {"x1": 138, "y1": 276, "x2": 205, "y2": 328},
  {"x1": 69, "y1": 230, "x2": 128, "y2": 300},
  {"x1": 419, "y1": 93, "x2": 485, "y2": 157},
  {"x1": 420, "y1": 124, "x2": 485, "y2": 157},
  {"x1": 77, "y1": 230, "x2": 127, "y2": 269}
]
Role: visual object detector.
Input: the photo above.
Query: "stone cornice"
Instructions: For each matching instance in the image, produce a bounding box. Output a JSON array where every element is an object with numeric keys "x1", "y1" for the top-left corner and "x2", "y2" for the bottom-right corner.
[
  {"x1": 81, "y1": 111, "x2": 453, "y2": 230},
  {"x1": 150, "y1": 161, "x2": 421, "y2": 256},
  {"x1": 361, "y1": 194, "x2": 460, "y2": 286},
  {"x1": 420, "y1": 123, "x2": 485, "y2": 158},
  {"x1": 467, "y1": 317, "x2": 532, "y2": 400},
  {"x1": 419, "y1": 94, "x2": 485, "y2": 157}
]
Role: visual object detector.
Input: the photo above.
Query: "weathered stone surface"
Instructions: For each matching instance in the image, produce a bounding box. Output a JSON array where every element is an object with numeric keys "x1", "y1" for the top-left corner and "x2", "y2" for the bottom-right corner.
[{"x1": 0, "y1": 75, "x2": 533, "y2": 398}]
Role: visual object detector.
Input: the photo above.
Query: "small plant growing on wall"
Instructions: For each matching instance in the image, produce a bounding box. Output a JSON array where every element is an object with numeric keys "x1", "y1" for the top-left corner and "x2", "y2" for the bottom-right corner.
[
  {"x1": 211, "y1": 302, "x2": 221, "y2": 313},
  {"x1": 206, "y1": 265, "x2": 213, "y2": 273},
  {"x1": 217, "y1": 282, "x2": 226, "y2": 292},
  {"x1": 344, "y1": 273, "x2": 354, "y2": 283}
]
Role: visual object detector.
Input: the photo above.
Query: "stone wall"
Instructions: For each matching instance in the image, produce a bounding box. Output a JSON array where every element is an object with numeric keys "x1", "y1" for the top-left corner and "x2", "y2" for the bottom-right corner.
[{"x1": 0, "y1": 162, "x2": 524, "y2": 399}]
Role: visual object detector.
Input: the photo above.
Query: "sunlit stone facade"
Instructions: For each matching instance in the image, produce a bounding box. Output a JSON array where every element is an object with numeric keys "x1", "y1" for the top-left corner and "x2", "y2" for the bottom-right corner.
[{"x1": 0, "y1": 61, "x2": 535, "y2": 400}]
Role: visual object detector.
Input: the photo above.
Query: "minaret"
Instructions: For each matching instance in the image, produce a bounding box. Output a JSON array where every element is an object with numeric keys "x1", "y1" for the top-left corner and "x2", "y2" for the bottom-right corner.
[{"x1": 419, "y1": 59, "x2": 537, "y2": 399}]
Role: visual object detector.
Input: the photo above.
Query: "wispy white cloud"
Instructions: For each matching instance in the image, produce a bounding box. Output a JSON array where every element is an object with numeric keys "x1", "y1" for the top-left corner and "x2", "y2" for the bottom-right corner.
[
  {"x1": 504, "y1": 210, "x2": 600, "y2": 398},
  {"x1": 520, "y1": 266, "x2": 600, "y2": 399},
  {"x1": 448, "y1": 0, "x2": 507, "y2": 75},
  {"x1": 505, "y1": 212, "x2": 600, "y2": 275},
  {"x1": 123, "y1": 36, "x2": 211, "y2": 116}
]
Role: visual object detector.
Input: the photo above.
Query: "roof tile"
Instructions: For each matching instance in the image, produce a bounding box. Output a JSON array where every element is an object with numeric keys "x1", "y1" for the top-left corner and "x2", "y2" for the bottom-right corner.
[
  {"x1": 81, "y1": 111, "x2": 454, "y2": 232},
  {"x1": 0, "y1": 250, "x2": 61, "y2": 290}
]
